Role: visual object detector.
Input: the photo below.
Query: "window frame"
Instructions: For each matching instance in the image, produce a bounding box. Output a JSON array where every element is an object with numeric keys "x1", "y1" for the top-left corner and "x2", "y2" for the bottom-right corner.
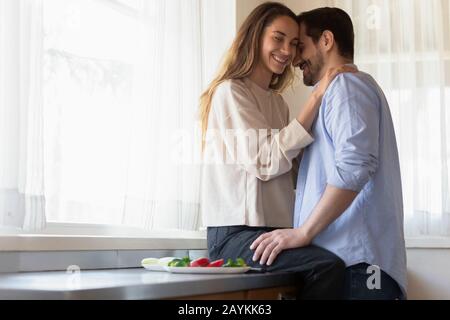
[
  {"x1": 2, "y1": 222, "x2": 450, "y2": 251},
  {"x1": 0, "y1": 222, "x2": 207, "y2": 251}
]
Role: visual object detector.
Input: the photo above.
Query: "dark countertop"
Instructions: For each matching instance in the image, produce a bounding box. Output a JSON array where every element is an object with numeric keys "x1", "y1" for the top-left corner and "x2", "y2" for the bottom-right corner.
[{"x1": 0, "y1": 268, "x2": 298, "y2": 300}]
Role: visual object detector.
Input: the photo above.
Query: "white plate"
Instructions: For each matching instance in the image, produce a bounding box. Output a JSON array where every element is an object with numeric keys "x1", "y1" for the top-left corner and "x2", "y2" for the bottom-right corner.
[
  {"x1": 142, "y1": 264, "x2": 166, "y2": 272},
  {"x1": 164, "y1": 266, "x2": 251, "y2": 274}
]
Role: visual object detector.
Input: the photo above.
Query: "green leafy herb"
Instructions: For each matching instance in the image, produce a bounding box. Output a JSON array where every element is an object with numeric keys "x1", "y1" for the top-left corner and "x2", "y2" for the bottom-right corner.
[{"x1": 224, "y1": 258, "x2": 248, "y2": 268}]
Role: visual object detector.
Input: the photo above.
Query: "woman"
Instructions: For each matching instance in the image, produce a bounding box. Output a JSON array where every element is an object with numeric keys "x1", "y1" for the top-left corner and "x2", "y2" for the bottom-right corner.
[{"x1": 200, "y1": 2, "x2": 352, "y2": 299}]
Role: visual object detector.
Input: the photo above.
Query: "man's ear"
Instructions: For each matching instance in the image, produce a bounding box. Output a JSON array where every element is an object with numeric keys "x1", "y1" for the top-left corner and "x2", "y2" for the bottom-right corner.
[{"x1": 321, "y1": 30, "x2": 335, "y2": 53}]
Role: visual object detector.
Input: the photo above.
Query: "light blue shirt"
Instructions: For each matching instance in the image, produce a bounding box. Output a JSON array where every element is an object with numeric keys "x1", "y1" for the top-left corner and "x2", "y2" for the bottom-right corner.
[{"x1": 294, "y1": 69, "x2": 407, "y2": 294}]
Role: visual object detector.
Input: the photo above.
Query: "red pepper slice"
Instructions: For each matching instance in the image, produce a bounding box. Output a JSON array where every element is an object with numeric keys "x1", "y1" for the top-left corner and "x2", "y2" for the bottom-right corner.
[
  {"x1": 207, "y1": 259, "x2": 224, "y2": 267},
  {"x1": 189, "y1": 257, "x2": 210, "y2": 267}
]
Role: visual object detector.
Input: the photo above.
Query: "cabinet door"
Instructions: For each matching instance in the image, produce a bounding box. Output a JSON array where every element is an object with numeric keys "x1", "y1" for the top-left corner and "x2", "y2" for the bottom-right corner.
[
  {"x1": 246, "y1": 286, "x2": 298, "y2": 300},
  {"x1": 174, "y1": 286, "x2": 298, "y2": 300}
]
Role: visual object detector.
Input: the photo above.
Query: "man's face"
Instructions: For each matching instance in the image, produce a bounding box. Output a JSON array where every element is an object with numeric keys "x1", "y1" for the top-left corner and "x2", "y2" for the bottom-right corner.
[{"x1": 293, "y1": 23, "x2": 325, "y2": 86}]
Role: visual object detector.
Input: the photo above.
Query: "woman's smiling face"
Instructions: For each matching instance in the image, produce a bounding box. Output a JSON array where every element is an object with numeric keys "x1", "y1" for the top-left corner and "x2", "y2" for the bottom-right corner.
[{"x1": 258, "y1": 15, "x2": 299, "y2": 76}]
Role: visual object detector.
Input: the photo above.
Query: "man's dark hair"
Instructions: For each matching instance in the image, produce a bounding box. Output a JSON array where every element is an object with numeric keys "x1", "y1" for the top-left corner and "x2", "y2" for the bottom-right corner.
[{"x1": 297, "y1": 7, "x2": 354, "y2": 60}]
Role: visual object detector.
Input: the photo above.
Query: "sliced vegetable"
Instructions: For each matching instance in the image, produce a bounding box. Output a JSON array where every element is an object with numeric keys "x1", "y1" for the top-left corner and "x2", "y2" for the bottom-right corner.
[
  {"x1": 168, "y1": 256, "x2": 191, "y2": 267},
  {"x1": 224, "y1": 258, "x2": 248, "y2": 268},
  {"x1": 236, "y1": 258, "x2": 248, "y2": 267},
  {"x1": 158, "y1": 257, "x2": 177, "y2": 266},
  {"x1": 168, "y1": 259, "x2": 182, "y2": 267},
  {"x1": 160, "y1": 256, "x2": 246, "y2": 268},
  {"x1": 190, "y1": 257, "x2": 210, "y2": 267},
  {"x1": 207, "y1": 259, "x2": 224, "y2": 268},
  {"x1": 223, "y1": 258, "x2": 235, "y2": 268},
  {"x1": 141, "y1": 258, "x2": 159, "y2": 265}
]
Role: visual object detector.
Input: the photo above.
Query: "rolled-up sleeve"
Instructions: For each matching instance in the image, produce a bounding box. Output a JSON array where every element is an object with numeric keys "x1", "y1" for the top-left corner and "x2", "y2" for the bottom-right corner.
[{"x1": 324, "y1": 76, "x2": 380, "y2": 192}]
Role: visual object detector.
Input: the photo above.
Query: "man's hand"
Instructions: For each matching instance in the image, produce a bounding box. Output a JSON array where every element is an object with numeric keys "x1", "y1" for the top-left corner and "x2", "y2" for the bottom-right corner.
[
  {"x1": 249, "y1": 228, "x2": 312, "y2": 266},
  {"x1": 250, "y1": 186, "x2": 359, "y2": 266}
]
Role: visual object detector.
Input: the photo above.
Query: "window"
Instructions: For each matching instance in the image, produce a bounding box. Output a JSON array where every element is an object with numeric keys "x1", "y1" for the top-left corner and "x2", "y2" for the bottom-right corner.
[
  {"x1": 0, "y1": 0, "x2": 214, "y2": 235},
  {"x1": 43, "y1": 0, "x2": 143, "y2": 225}
]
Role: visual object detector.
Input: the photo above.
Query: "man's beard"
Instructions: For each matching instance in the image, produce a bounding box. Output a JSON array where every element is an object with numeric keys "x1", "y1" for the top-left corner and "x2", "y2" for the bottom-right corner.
[{"x1": 303, "y1": 52, "x2": 325, "y2": 87}]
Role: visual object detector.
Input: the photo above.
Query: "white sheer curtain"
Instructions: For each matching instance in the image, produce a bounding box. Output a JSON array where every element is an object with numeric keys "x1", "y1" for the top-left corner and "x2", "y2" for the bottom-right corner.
[
  {"x1": 119, "y1": 0, "x2": 203, "y2": 230},
  {"x1": 0, "y1": 0, "x2": 46, "y2": 231},
  {"x1": 0, "y1": 0, "x2": 204, "y2": 232},
  {"x1": 327, "y1": 0, "x2": 450, "y2": 237}
]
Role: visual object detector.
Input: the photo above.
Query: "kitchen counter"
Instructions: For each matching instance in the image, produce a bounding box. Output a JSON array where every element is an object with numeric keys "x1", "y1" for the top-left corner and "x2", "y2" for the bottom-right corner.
[{"x1": 0, "y1": 268, "x2": 299, "y2": 300}]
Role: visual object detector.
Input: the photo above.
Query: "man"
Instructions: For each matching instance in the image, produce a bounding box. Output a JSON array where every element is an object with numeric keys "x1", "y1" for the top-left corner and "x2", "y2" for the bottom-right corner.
[{"x1": 250, "y1": 7, "x2": 407, "y2": 300}]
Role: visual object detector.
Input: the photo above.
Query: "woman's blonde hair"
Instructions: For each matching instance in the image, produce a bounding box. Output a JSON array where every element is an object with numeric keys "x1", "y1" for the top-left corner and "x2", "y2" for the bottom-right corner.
[{"x1": 199, "y1": 2, "x2": 298, "y2": 149}]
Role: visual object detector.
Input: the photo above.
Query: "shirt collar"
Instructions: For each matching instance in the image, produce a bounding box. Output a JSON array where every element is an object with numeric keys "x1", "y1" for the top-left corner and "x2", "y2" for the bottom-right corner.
[{"x1": 312, "y1": 64, "x2": 359, "y2": 91}]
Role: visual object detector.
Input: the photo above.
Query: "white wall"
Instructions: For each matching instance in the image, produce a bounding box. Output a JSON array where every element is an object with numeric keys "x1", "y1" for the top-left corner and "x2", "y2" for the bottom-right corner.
[
  {"x1": 407, "y1": 249, "x2": 450, "y2": 300},
  {"x1": 235, "y1": 0, "x2": 267, "y2": 29}
]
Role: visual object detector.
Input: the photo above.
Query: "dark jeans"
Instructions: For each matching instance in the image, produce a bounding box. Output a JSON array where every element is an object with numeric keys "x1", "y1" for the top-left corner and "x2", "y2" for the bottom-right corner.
[
  {"x1": 343, "y1": 263, "x2": 406, "y2": 300},
  {"x1": 207, "y1": 226, "x2": 346, "y2": 300}
]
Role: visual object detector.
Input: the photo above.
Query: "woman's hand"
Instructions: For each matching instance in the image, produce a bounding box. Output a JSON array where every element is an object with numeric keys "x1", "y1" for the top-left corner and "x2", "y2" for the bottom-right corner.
[
  {"x1": 249, "y1": 228, "x2": 312, "y2": 266},
  {"x1": 296, "y1": 65, "x2": 357, "y2": 131},
  {"x1": 315, "y1": 65, "x2": 358, "y2": 97}
]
